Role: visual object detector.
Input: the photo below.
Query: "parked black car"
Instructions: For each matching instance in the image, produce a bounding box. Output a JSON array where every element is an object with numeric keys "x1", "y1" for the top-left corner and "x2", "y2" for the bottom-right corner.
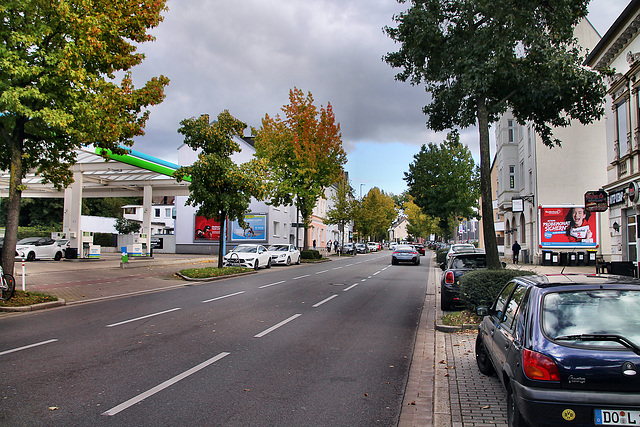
[
  {"x1": 475, "y1": 274, "x2": 640, "y2": 426},
  {"x1": 440, "y1": 251, "x2": 487, "y2": 310}
]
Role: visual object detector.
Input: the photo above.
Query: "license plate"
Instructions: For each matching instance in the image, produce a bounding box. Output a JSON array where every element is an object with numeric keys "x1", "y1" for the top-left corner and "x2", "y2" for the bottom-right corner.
[{"x1": 595, "y1": 409, "x2": 640, "y2": 425}]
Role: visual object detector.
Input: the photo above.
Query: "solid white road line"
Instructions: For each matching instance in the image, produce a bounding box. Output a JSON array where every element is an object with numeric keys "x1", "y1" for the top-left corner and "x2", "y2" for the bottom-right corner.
[
  {"x1": 259, "y1": 280, "x2": 286, "y2": 289},
  {"x1": 106, "y1": 308, "x2": 182, "y2": 328},
  {"x1": 292, "y1": 274, "x2": 310, "y2": 280},
  {"x1": 254, "y1": 314, "x2": 302, "y2": 338},
  {"x1": 0, "y1": 339, "x2": 58, "y2": 356},
  {"x1": 202, "y1": 291, "x2": 245, "y2": 303},
  {"x1": 102, "y1": 352, "x2": 230, "y2": 416},
  {"x1": 312, "y1": 294, "x2": 338, "y2": 308},
  {"x1": 343, "y1": 283, "x2": 359, "y2": 292}
]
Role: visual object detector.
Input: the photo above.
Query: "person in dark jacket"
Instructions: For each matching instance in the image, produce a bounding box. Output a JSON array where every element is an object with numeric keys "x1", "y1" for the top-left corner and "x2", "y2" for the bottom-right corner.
[{"x1": 512, "y1": 241, "x2": 521, "y2": 264}]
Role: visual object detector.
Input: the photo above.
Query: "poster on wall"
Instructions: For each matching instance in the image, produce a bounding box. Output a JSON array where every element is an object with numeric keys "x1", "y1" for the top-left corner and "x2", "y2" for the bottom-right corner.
[
  {"x1": 194, "y1": 216, "x2": 221, "y2": 242},
  {"x1": 231, "y1": 214, "x2": 267, "y2": 241},
  {"x1": 539, "y1": 205, "x2": 599, "y2": 249}
]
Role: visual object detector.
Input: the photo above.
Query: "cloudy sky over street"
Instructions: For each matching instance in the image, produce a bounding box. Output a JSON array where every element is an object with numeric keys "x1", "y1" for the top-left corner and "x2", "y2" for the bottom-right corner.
[{"x1": 129, "y1": 0, "x2": 628, "y2": 196}]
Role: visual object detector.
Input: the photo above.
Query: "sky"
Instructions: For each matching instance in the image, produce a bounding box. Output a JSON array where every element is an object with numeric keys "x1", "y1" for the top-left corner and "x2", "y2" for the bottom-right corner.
[{"x1": 127, "y1": 0, "x2": 628, "y2": 197}]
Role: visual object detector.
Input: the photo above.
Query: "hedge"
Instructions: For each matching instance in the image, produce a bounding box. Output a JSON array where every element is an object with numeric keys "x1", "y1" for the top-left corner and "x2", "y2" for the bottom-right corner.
[
  {"x1": 301, "y1": 250, "x2": 322, "y2": 260},
  {"x1": 459, "y1": 269, "x2": 536, "y2": 311},
  {"x1": 435, "y1": 249, "x2": 448, "y2": 265}
]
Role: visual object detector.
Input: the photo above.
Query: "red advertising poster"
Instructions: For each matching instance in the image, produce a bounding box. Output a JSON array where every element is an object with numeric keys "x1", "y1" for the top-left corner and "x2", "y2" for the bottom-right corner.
[
  {"x1": 539, "y1": 206, "x2": 598, "y2": 249},
  {"x1": 194, "y1": 216, "x2": 221, "y2": 241}
]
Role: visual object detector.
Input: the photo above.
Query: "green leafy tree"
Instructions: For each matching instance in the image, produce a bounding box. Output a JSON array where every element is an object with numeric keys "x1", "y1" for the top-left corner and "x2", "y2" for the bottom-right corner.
[
  {"x1": 385, "y1": 0, "x2": 607, "y2": 268},
  {"x1": 255, "y1": 88, "x2": 347, "y2": 249},
  {"x1": 404, "y1": 196, "x2": 440, "y2": 240},
  {"x1": 0, "y1": 1, "x2": 169, "y2": 274},
  {"x1": 403, "y1": 131, "x2": 480, "y2": 240},
  {"x1": 324, "y1": 175, "x2": 355, "y2": 249},
  {"x1": 353, "y1": 187, "x2": 397, "y2": 242},
  {"x1": 114, "y1": 217, "x2": 141, "y2": 235},
  {"x1": 173, "y1": 111, "x2": 266, "y2": 268}
]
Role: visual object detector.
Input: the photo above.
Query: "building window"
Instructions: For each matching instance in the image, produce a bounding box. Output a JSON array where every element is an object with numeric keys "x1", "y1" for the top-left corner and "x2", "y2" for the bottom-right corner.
[
  {"x1": 124, "y1": 207, "x2": 136, "y2": 215},
  {"x1": 527, "y1": 126, "x2": 532, "y2": 156},
  {"x1": 165, "y1": 208, "x2": 171, "y2": 218},
  {"x1": 509, "y1": 165, "x2": 515, "y2": 189},
  {"x1": 508, "y1": 120, "x2": 514, "y2": 143},
  {"x1": 616, "y1": 99, "x2": 629, "y2": 158},
  {"x1": 519, "y1": 161, "x2": 524, "y2": 191},
  {"x1": 273, "y1": 221, "x2": 280, "y2": 237},
  {"x1": 528, "y1": 170, "x2": 533, "y2": 193},
  {"x1": 154, "y1": 208, "x2": 160, "y2": 218}
]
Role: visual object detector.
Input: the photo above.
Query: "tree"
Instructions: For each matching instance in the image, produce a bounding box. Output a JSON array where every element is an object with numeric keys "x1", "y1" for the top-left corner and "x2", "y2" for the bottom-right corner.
[
  {"x1": 324, "y1": 175, "x2": 355, "y2": 249},
  {"x1": 255, "y1": 88, "x2": 347, "y2": 250},
  {"x1": 173, "y1": 111, "x2": 266, "y2": 268},
  {"x1": 404, "y1": 196, "x2": 440, "y2": 240},
  {"x1": 114, "y1": 217, "x2": 141, "y2": 235},
  {"x1": 353, "y1": 187, "x2": 397, "y2": 242},
  {"x1": 385, "y1": 0, "x2": 607, "y2": 268},
  {"x1": 403, "y1": 131, "x2": 480, "y2": 240},
  {"x1": 0, "y1": 1, "x2": 169, "y2": 274}
]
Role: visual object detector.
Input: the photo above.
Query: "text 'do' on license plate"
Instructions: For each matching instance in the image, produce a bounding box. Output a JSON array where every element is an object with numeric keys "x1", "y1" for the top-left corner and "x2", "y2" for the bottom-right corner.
[{"x1": 595, "y1": 409, "x2": 640, "y2": 425}]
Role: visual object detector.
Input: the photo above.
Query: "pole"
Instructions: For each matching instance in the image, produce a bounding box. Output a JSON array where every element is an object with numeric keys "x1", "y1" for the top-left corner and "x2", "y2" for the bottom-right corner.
[{"x1": 21, "y1": 256, "x2": 25, "y2": 291}]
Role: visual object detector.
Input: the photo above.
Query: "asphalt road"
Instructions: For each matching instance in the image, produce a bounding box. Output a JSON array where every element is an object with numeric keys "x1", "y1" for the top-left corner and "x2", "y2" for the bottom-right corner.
[{"x1": 0, "y1": 252, "x2": 429, "y2": 426}]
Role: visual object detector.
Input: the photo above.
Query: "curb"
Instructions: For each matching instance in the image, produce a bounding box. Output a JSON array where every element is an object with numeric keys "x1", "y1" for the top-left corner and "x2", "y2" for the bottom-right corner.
[
  {"x1": 435, "y1": 323, "x2": 479, "y2": 333},
  {"x1": 0, "y1": 299, "x2": 66, "y2": 312},
  {"x1": 175, "y1": 271, "x2": 257, "y2": 281}
]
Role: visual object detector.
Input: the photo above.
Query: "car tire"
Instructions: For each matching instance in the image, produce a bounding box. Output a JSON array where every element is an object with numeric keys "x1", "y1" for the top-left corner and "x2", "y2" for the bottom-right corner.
[
  {"x1": 441, "y1": 294, "x2": 451, "y2": 311},
  {"x1": 475, "y1": 335, "x2": 495, "y2": 376},
  {"x1": 266, "y1": 258, "x2": 271, "y2": 269},
  {"x1": 27, "y1": 252, "x2": 36, "y2": 261},
  {"x1": 415, "y1": 258, "x2": 420, "y2": 265},
  {"x1": 507, "y1": 383, "x2": 526, "y2": 427},
  {"x1": 254, "y1": 260, "x2": 259, "y2": 271},
  {"x1": 54, "y1": 251, "x2": 62, "y2": 261},
  {"x1": 392, "y1": 258, "x2": 398, "y2": 265},
  {"x1": 296, "y1": 256, "x2": 301, "y2": 265},
  {"x1": 286, "y1": 257, "x2": 291, "y2": 266}
]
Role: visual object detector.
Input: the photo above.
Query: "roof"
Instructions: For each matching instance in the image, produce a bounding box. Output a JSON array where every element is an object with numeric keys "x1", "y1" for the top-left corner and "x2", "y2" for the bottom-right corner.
[
  {"x1": 584, "y1": 0, "x2": 640, "y2": 68},
  {"x1": 517, "y1": 273, "x2": 640, "y2": 288}
]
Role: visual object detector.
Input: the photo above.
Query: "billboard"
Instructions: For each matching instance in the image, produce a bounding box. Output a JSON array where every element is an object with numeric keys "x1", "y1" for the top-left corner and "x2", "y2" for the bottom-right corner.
[
  {"x1": 231, "y1": 214, "x2": 267, "y2": 241},
  {"x1": 194, "y1": 216, "x2": 221, "y2": 242},
  {"x1": 539, "y1": 206, "x2": 598, "y2": 249}
]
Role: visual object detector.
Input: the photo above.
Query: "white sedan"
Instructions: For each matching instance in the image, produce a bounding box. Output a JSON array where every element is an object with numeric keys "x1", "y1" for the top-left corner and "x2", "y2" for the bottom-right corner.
[
  {"x1": 269, "y1": 244, "x2": 301, "y2": 266},
  {"x1": 223, "y1": 244, "x2": 272, "y2": 270},
  {"x1": 15, "y1": 237, "x2": 65, "y2": 261}
]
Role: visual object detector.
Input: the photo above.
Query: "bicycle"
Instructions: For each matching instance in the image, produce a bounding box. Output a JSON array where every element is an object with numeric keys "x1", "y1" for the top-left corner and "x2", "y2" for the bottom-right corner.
[{"x1": 0, "y1": 264, "x2": 15, "y2": 301}]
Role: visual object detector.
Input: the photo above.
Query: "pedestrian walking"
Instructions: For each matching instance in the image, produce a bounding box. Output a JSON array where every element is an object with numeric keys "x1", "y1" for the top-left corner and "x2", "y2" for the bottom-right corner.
[
  {"x1": 512, "y1": 240, "x2": 521, "y2": 264},
  {"x1": 326, "y1": 240, "x2": 332, "y2": 253}
]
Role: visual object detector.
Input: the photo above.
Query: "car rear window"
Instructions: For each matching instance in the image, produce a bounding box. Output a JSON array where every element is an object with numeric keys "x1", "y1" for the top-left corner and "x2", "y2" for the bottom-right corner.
[
  {"x1": 451, "y1": 255, "x2": 486, "y2": 269},
  {"x1": 542, "y1": 290, "x2": 640, "y2": 348}
]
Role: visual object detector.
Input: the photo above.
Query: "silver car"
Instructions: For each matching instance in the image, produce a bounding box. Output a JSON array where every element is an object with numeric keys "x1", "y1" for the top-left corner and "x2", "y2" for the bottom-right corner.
[{"x1": 391, "y1": 244, "x2": 420, "y2": 265}]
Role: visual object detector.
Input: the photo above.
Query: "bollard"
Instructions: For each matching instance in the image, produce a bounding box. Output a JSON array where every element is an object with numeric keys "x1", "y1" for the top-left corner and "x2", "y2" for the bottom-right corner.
[{"x1": 21, "y1": 257, "x2": 26, "y2": 291}]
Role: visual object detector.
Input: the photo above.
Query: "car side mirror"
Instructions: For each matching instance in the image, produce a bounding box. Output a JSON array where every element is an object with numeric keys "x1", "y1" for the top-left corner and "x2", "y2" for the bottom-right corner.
[
  {"x1": 501, "y1": 262, "x2": 507, "y2": 269},
  {"x1": 440, "y1": 262, "x2": 446, "y2": 271},
  {"x1": 476, "y1": 307, "x2": 489, "y2": 317}
]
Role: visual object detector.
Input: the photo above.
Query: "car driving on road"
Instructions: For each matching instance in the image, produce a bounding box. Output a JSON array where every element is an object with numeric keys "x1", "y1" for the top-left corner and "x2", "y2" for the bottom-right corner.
[
  {"x1": 475, "y1": 274, "x2": 640, "y2": 426},
  {"x1": 391, "y1": 244, "x2": 420, "y2": 265},
  {"x1": 223, "y1": 244, "x2": 272, "y2": 270}
]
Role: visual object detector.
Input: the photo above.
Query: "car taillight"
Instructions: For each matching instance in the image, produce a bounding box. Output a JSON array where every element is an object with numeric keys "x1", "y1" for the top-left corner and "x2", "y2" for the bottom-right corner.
[
  {"x1": 445, "y1": 271, "x2": 454, "y2": 284},
  {"x1": 523, "y1": 349, "x2": 560, "y2": 381}
]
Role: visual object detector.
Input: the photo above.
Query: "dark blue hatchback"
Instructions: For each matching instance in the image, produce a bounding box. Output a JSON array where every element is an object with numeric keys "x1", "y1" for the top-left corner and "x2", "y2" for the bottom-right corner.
[{"x1": 475, "y1": 274, "x2": 640, "y2": 426}]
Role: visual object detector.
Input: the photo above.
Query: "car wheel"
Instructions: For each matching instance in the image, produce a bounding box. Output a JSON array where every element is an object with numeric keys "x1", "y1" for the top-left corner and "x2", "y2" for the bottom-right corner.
[
  {"x1": 441, "y1": 294, "x2": 451, "y2": 311},
  {"x1": 266, "y1": 258, "x2": 271, "y2": 269},
  {"x1": 392, "y1": 258, "x2": 397, "y2": 265},
  {"x1": 415, "y1": 258, "x2": 420, "y2": 265},
  {"x1": 54, "y1": 251, "x2": 62, "y2": 261},
  {"x1": 254, "y1": 260, "x2": 259, "y2": 271},
  {"x1": 475, "y1": 335, "x2": 495, "y2": 376},
  {"x1": 286, "y1": 257, "x2": 291, "y2": 266},
  {"x1": 27, "y1": 252, "x2": 36, "y2": 261},
  {"x1": 296, "y1": 256, "x2": 301, "y2": 265},
  {"x1": 507, "y1": 383, "x2": 526, "y2": 427}
]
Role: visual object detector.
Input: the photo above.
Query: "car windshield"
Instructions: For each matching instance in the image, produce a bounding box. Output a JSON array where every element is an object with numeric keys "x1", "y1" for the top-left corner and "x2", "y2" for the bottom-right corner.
[
  {"x1": 271, "y1": 245, "x2": 289, "y2": 252},
  {"x1": 233, "y1": 245, "x2": 257, "y2": 253},
  {"x1": 451, "y1": 255, "x2": 486, "y2": 269},
  {"x1": 17, "y1": 238, "x2": 40, "y2": 245},
  {"x1": 543, "y1": 290, "x2": 640, "y2": 348}
]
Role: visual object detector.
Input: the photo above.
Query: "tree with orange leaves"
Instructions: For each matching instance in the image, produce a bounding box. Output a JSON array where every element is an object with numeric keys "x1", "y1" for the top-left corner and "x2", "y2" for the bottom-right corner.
[{"x1": 255, "y1": 88, "x2": 346, "y2": 250}]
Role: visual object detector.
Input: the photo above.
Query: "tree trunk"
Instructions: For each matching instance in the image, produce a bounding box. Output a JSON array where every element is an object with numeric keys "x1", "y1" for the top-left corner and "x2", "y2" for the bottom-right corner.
[
  {"x1": 477, "y1": 100, "x2": 501, "y2": 269},
  {"x1": 1, "y1": 129, "x2": 24, "y2": 276},
  {"x1": 217, "y1": 211, "x2": 226, "y2": 269}
]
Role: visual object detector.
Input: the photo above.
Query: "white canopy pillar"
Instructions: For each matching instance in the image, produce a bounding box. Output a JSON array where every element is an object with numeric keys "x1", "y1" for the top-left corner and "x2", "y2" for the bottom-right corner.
[
  {"x1": 143, "y1": 185, "x2": 152, "y2": 255},
  {"x1": 63, "y1": 170, "x2": 83, "y2": 251}
]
